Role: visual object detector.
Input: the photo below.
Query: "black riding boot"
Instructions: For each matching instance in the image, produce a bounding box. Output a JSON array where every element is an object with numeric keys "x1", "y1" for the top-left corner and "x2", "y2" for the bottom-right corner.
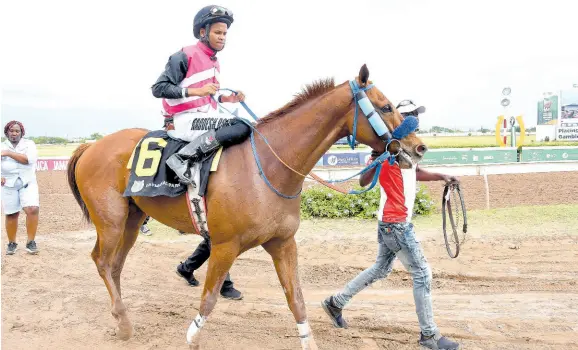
[{"x1": 166, "y1": 129, "x2": 221, "y2": 185}]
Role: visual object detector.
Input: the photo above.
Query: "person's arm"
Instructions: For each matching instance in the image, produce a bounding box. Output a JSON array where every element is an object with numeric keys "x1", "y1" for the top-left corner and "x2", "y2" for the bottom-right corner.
[
  {"x1": 359, "y1": 149, "x2": 382, "y2": 186},
  {"x1": 1, "y1": 140, "x2": 38, "y2": 165},
  {"x1": 416, "y1": 165, "x2": 459, "y2": 183},
  {"x1": 151, "y1": 51, "x2": 188, "y2": 99},
  {"x1": 1, "y1": 150, "x2": 29, "y2": 165},
  {"x1": 151, "y1": 51, "x2": 219, "y2": 99},
  {"x1": 359, "y1": 167, "x2": 377, "y2": 187}
]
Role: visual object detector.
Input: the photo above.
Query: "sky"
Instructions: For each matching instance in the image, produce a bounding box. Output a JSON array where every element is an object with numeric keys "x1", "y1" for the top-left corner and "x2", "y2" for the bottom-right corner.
[{"x1": 1, "y1": 0, "x2": 577, "y2": 138}]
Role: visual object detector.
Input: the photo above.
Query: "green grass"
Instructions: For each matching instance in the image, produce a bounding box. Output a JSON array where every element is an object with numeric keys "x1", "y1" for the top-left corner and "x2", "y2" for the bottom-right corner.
[
  {"x1": 37, "y1": 143, "x2": 82, "y2": 157},
  {"x1": 421, "y1": 135, "x2": 534, "y2": 148},
  {"x1": 142, "y1": 204, "x2": 578, "y2": 241},
  {"x1": 412, "y1": 203, "x2": 578, "y2": 229},
  {"x1": 522, "y1": 141, "x2": 578, "y2": 147},
  {"x1": 423, "y1": 135, "x2": 505, "y2": 148},
  {"x1": 421, "y1": 135, "x2": 578, "y2": 149}
]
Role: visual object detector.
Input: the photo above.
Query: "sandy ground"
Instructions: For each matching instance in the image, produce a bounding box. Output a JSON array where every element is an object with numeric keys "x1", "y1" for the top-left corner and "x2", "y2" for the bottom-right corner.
[{"x1": 1, "y1": 171, "x2": 578, "y2": 350}]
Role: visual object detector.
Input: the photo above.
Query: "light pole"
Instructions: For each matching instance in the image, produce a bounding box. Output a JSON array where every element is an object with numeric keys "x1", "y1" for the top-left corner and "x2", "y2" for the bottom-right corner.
[{"x1": 500, "y1": 87, "x2": 516, "y2": 147}]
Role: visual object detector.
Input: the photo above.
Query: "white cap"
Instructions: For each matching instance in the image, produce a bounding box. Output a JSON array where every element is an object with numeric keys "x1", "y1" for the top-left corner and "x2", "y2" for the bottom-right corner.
[{"x1": 396, "y1": 100, "x2": 426, "y2": 115}]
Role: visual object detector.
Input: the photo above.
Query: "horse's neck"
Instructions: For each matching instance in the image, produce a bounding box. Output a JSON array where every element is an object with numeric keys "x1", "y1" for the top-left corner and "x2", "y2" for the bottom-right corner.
[{"x1": 256, "y1": 87, "x2": 352, "y2": 193}]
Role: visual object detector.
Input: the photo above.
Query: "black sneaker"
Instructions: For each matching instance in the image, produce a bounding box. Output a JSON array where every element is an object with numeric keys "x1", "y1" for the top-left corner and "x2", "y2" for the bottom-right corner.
[
  {"x1": 26, "y1": 240, "x2": 38, "y2": 254},
  {"x1": 176, "y1": 263, "x2": 199, "y2": 286},
  {"x1": 220, "y1": 286, "x2": 243, "y2": 300},
  {"x1": 6, "y1": 242, "x2": 17, "y2": 255},
  {"x1": 419, "y1": 332, "x2": 460, "y2": 350},
  {"x1": 321, "y1": 296, "x2": 348, "y2": 328}
]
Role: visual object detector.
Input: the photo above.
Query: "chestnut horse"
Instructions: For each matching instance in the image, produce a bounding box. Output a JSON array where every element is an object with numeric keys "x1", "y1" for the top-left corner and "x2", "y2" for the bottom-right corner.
[{"x1": 67, "y1": 65, "x2": 427, "y2": 349}]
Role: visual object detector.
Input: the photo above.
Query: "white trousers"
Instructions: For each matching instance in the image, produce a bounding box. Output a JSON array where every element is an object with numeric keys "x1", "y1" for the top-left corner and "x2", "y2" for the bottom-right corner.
[{"x1": 168, "y1": 111, "x2": 234, "y2": 142}]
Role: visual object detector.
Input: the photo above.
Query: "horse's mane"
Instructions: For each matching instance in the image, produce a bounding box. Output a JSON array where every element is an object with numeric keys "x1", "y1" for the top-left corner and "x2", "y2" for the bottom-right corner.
[{"x1": 258, "y1": 77, "x2": 336, "y2": 124}]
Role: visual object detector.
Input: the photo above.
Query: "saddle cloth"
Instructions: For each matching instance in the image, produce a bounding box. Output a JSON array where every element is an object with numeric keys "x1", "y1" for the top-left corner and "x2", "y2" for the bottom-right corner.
[{"x1": 123, "y1": 130, "x2": 223, "y2": 237}]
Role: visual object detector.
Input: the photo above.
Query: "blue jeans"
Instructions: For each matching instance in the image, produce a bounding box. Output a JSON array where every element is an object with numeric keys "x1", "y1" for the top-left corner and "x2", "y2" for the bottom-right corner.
[{"x1": 332, "y1": 222, "x2": 438, "y2": 337}]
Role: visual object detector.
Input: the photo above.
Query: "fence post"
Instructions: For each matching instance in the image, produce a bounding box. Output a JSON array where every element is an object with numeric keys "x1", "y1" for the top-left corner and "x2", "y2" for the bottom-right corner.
[{"x1": 481, "y1": 168, "x2": 490, "y2": 210}]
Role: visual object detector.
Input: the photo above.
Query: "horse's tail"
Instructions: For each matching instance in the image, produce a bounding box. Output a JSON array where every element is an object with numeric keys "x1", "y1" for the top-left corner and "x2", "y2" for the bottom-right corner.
[{"x1": 67, "y1": 143, "x2": 92, "y2": 223}]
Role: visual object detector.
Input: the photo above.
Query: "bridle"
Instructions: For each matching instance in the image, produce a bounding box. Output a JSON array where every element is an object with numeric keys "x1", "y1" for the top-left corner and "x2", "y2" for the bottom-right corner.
[{"x1": 346, "y1": 80, "x2": 419, "y2": 167}]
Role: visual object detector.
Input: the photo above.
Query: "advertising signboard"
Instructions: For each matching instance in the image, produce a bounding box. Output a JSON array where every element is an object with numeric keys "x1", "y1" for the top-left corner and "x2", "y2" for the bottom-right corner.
[
  {"x1": 421, "y1": 148, "x2": 518, "y2": 165},
  {"x1": 322, "y1": 153, "x2": 360, "y2": 166},
  {"x1": 34, "y1": 158, "x2": 70, "y2": 171},
  {"x1": 537, "y1": 94, "x2": 559, "y2": 125},
  {"x1": 556, "y1": 127, "x2": 578, "y2": 141},
  {"x1": 559, "y1": 88, "x2": 578, "y2": 128},
  {"x1": 519, "y1": 147, "x2": 578, "y2": 162}
]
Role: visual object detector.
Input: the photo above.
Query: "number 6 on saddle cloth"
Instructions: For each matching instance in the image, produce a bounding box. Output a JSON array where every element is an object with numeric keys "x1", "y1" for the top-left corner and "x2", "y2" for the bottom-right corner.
[{"x1": 123, "y1": 130, "x2": 221, "y2": 199}]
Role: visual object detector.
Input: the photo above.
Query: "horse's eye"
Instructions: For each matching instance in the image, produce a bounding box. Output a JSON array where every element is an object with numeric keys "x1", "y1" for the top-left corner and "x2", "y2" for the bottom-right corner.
[{"x1": 380, "y1": 104, "x2": 393, "y2": 113}]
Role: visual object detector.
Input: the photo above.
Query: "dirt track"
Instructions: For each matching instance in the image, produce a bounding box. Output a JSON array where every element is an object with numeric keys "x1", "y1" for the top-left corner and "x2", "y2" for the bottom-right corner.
[{"x1": 2, "y1": 171, "x2": 578, "y2": 350}]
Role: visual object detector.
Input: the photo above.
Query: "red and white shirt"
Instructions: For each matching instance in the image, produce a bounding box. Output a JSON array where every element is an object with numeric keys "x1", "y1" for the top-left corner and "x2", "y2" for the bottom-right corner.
[
  {"x1": 367, "y1": 158, "x2": 417, "y2": 223},
  {"x1": 161, "y1": 42, "x2": 220, "y2": 116}
]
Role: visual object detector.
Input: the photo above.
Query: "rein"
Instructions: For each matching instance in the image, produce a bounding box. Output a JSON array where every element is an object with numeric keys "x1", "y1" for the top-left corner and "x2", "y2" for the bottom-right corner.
[{"x1": 212, "y1": 82, "x2": 414, "y2": 199}]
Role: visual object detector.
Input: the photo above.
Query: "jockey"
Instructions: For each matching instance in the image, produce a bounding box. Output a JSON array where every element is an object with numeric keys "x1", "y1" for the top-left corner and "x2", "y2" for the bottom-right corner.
[{"x1": 151, "y1": 5, "x2": 251, "y2": 184}]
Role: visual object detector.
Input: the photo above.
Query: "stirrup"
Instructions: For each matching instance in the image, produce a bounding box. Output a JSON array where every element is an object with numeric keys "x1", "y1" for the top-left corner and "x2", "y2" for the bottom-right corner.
[
  {"x1": 177, "y1": 167, "x2": 198, "y2": 187},
  {"x1": 166, "y1": 154, "x2": 197, "y2": 187},
  {"x1": 180, "y1": 167, "x2": 198, "y2": 187}
]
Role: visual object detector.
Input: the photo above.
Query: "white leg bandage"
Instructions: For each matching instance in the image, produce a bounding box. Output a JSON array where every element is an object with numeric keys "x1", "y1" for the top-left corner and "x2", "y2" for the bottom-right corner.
[
  {"x1": 297, "y1": 321, "x2": 311, "y2": 348},
  {"x1": 186, "y1": 314, "x2": 207, "y2": 344}
]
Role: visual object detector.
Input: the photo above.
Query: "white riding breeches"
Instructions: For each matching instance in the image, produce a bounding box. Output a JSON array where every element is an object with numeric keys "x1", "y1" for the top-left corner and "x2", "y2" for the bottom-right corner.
[{"x1": 168, "y1": 110, "x2": 235, "y2": 142}]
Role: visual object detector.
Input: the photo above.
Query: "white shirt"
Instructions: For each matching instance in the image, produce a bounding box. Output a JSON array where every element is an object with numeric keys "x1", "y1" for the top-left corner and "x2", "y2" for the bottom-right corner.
[{"x1": 1, "y1": 138, "x2": 38, "y2": 187}]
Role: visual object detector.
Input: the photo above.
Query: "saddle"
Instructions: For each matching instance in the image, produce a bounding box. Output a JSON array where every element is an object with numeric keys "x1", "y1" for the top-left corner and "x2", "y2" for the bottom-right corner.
[{"x1": 123, "y1": 128, "x2": 223, "y2": 238}]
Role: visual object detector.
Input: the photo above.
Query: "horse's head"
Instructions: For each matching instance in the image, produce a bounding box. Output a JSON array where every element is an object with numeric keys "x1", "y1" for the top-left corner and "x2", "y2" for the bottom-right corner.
[{"x1": 343, "y1": 64, "x2": 427, "y2": 169}]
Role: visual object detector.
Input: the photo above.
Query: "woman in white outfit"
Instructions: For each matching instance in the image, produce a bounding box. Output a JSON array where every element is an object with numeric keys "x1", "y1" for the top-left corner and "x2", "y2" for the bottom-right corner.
[{"x1": 1, "y1": 120, "x2": 40, "y2": 255}]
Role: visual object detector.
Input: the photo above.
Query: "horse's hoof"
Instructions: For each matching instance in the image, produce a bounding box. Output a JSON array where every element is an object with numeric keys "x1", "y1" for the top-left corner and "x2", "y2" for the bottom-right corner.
[
  {"x1": 188, "y1": 332, "x2": 201, "y2": 350},
  {"x1": 115, "y1": 321, "x2": 134, "y2": 341},
  {"x1": 302, "y1": 338, "x2": 318, "y2": 350}
]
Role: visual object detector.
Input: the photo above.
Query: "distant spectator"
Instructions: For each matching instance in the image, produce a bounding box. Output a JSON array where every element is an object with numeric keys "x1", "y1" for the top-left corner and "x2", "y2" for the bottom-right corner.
[{"x1": 1, "y1": 120, "x2": 40, "y2": 255}]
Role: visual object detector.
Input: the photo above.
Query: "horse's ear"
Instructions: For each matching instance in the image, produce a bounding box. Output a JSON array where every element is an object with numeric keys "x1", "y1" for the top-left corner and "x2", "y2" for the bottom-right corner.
[{"x1": 359, "y1": 64, "x2": 370, "y2": 86}]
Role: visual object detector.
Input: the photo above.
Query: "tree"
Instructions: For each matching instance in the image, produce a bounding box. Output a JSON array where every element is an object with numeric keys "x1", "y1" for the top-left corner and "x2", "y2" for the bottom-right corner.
[
  {"x1": 430, "y1": 126, "x2": 455, "y2": 133},
  {"x1": 90, "y1": 133, "x2": 103, "y2": 140},
  {"x1": 28, "y1": 136, "x2": 68, "y2": 144}
]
